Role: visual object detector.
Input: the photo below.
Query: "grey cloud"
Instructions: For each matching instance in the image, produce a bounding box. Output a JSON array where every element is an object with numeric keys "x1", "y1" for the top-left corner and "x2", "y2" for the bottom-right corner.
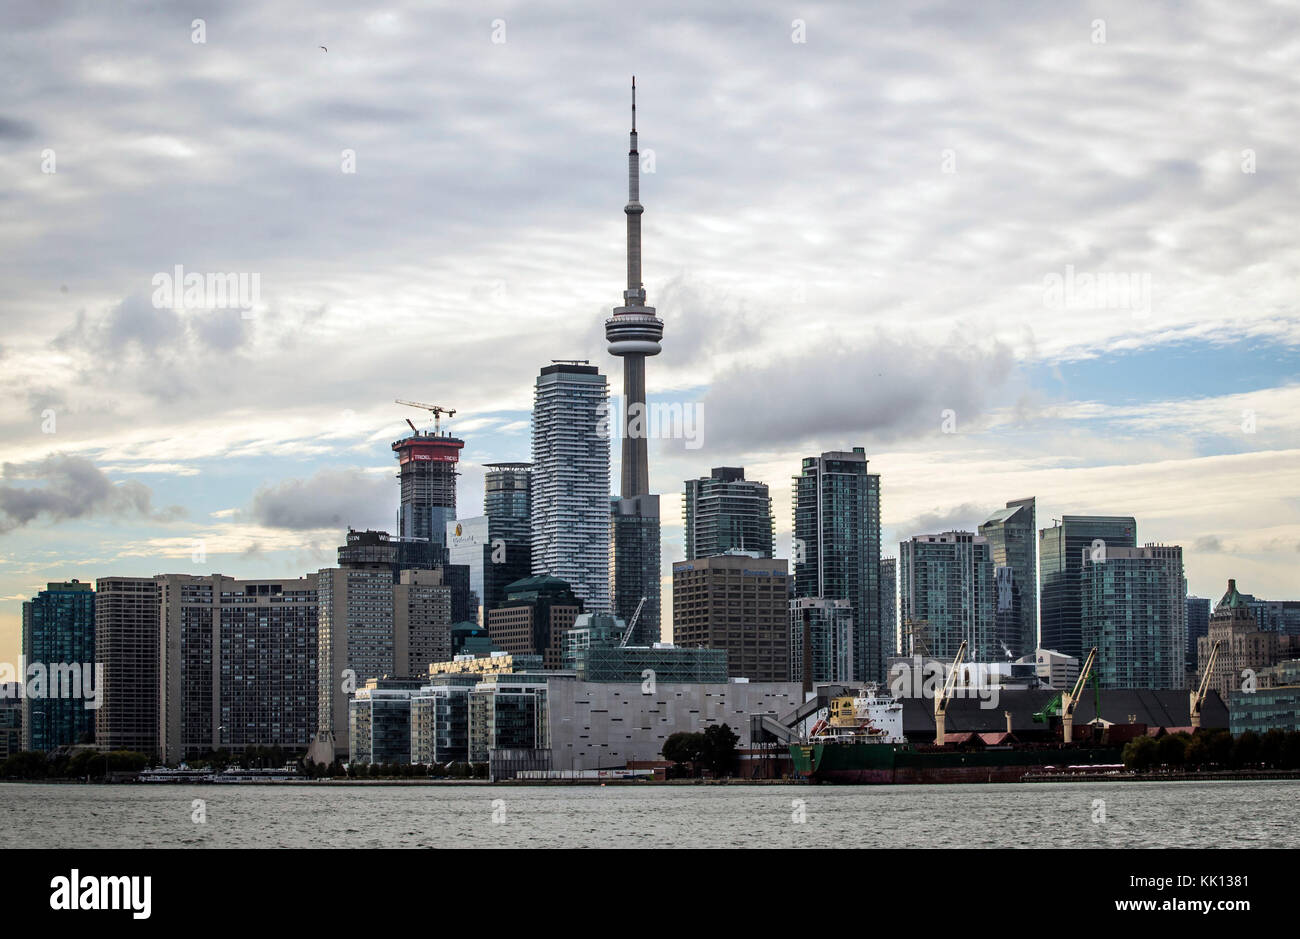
[
  {"x1": 249, "y1": 469, "x2": 391, "y2": 532},
  {"x1": 1195, "y1": 535, "x2": 1224, "y2": 553},
  {"x1": 887, "y1": 502, "x2": 990, "y2": 547},
  {"x1": 0, "y1": 453, "x2": 184, "y2": 533},
  {"x1": 699, "y1": 330, "x2": 1015, "y2": 451}
]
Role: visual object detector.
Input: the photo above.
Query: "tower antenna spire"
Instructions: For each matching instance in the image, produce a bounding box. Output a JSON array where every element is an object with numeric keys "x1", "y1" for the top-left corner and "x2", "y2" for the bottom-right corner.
[{"x1": 632, "y1": 75, "x2": 636, "y2": 132}]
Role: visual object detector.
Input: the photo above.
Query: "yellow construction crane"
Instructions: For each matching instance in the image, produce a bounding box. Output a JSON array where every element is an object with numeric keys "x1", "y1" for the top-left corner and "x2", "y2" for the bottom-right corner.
[
  {"x1": 934, "y1": 639, "x2": 968, "y2": 746},
  {"x1": 1061, "y1": 646, "x2": 1098, "y2": 744},
  {"x1": 1190, "y1": 639, "x2": 1223, "y2": 731},
  {"x1": 395, "y1": 399, "x2": 456, "y2": 435}
]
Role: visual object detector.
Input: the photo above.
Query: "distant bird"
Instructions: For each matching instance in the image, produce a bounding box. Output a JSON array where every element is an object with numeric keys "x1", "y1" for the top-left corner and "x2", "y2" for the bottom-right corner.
[{"x1": 320, "y1": 45, "x2": 328, "y2": 52}]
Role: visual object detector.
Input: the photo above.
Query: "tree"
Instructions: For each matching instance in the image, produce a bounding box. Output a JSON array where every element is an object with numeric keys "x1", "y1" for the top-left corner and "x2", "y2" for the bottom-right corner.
[
  {"x1": 1281, "y1": 731, "x2": 1300, "y2": 770},
  {"x1": 1156, "y1": 733, "x2": 1186, "y2": 769},
  {"x1": 701, "y1": 724, "x2": 740, "y2": 778},
  {"x1": 1231, "y1": 731, "x2": 1260, "y2": 769},
  {"x1": 1122, "y1": 736, "x2": 1157, "y2": 771},
  {"x1": 1260, "y1": 729, "x2": 1285, "y2": 767},
  {"x1": 662, "y1": 732, "x2": 705, "y2": 775}
]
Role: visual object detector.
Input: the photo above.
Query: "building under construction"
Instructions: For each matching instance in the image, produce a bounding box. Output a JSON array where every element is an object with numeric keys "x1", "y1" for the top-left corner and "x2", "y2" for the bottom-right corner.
[{"x1": 392, "y1": 401, "x2": 464, "y2": 561}]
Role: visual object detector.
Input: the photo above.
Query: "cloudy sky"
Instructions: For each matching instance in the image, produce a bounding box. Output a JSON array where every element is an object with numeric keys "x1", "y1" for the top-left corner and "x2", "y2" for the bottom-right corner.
[{"x1": 2, "y1": 0, "x2": 1298, "y2": 659}]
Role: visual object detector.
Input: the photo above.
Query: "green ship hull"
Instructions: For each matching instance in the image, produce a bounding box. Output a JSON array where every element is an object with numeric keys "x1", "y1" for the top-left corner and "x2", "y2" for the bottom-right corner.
[{"x1": 790, "y1": 742, "x2": 1124, "y2": 784}]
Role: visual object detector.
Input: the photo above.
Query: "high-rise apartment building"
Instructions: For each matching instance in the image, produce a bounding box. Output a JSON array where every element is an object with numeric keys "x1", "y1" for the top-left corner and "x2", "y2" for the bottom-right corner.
[
  {"x1": 671, "y1": 554, "x2": 790, "y2": 682},
  {"x1": 21, "y1": 580, "x2": 95, "y2": 752},
  {"x1": 1080, "y1": 545, "x2": 1186, "y2": 689},
  {"x1": 317, "y1": 564, "x2": 396, "y2": 760},
  {"x1": 793, "y1": 448, "x2": 883, "y2": 683},
  {"x1": 978, "y1": 497, "x2": 1037, "y2": 657},
  {"x1": 531, "y1": 362, "x2": 611, "y2": 613},
  {"x1": 158, "y1": 574, "x2": 318, "y2": 763},
  {"x1": 683, "y1": 467, "x2": 773, "y2": 560},
  {"x1": 1039, "y1": 515, "x2": 1136, "y2": 661},
  {"x1": 899, "y1": 532, "x2": 996, "y2": 662},
  {"x1": 789, "y1": 597, "x2": 854, "y2": 686},
  {"x1": 94, "y1": 576, "x2": 161, "y2": 757},
  {"x1": 879, "y1": 557, "x2": 897, "y2": 659}
]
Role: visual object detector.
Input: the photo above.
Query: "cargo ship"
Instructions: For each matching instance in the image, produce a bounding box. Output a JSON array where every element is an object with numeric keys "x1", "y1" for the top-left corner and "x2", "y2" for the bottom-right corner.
[{"x1": 789, "y1": 685, "x2": 1122, "y2": 784}]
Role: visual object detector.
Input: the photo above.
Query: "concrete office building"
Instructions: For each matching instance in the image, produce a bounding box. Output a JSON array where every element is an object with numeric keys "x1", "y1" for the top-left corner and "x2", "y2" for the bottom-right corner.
[
  {"x1": 394, "y1": 568, "x2": 453, "y2": 675},
  {"x1": 1080, "y1": 545, "x2": 1186, "y2": 690},
  {"x1": 672, "y1": 554, "x2": 790, "y2": 682},
  {"x1": 21, "y1": 580, "x2": 95, "y2": 752},
  {"x1": 979, "y1": 498, "x2": 1038, "y2": 658},
  {"x1": 158, "y1": 574, "x2": 318, "y2": 763},
  {"x1": 1039, "y1": 515, "x2": 1137, "y2": 661},
  {"x1": 531, "y1": 362, "x2": 611, "y2": 613},
  {"x1": 899, "y1": 532, "x2": 996, "y2": 663},
  {"x1": 790, "y1": 597, "x2": 854, "y2": 686},
  {"x1": 1017, "y1": 649, "x2": 1080, "y2": 690},
  {"x1": 683, "y1": 467, "x2": 774, "y2": 560},
  {"x1": 486, "y1": 576, "x2": 584, "y2": 670},
  {"x1": 94, "y1": 576, "x2": 161, "y2": 757},
  {"x1": 793, "y1": 448, "x2": 883, "y2": 683}
]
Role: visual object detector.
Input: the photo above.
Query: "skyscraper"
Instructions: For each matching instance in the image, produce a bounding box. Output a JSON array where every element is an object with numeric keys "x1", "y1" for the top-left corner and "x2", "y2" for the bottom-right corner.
[
  {"x1": 1039, "y1": 515, "x2": 1136, "y2": 660},
  {"x1": 157, "y1": 574, "x2": 318, "y2": 763},
  {"x1": 531, "y1": 361, "x2": 611, "y2": 612},
  {"x1": 607, "y1": 78, "x2": 664, "y2": 646},
  {"x1": 899, "y1": 532, "x2": 996, "y2": 662},
  {"x1": 879, "y1": 557, "x2": 897, "y2": 659},
  {"x1": 671, "y1": 555, "x2": 789, "y2": 682},
  {"x1": 1080, "y1": 544, "x2": 1185, "y2": 690},
  {"x1": 94, "y1": 576, "x2": 161, "y2": 757},
  {"x1": 683, "y1": 467, "x2": 774, "y2": 560},
  {"x1": 792, "y1": 448, "x2": 883, "y2": 683},
  {"x1": 978, "y1": 497, "x2": 1037, "y2": 658},
  {"x1": 392, "y1": 419, "x2": 463, "y2": 561},
  {"x1": 1186, "y1": 595, "x2": 1211, "y2": 675},
  {"x1": 22, "y1": 580, "x2": 95, "y2": 752}
]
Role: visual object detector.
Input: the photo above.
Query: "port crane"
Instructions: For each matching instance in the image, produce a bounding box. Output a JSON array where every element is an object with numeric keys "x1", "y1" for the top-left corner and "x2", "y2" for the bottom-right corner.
[
  {"x1": 1060, "y1": 646, "x2": 1099, "y2": 744},
  {"x1": 395, "y1": 399, "x2": 456, "y2": 435},
  {"x1": 933, "y1": 639, "x2": 968, "y2": 746},
  {"x1": 1190, "y1": 639, "x2": 1223, "y2": 731},
  {"x1": 619, "y1": 597, "x2": 647, "y2": 648}
]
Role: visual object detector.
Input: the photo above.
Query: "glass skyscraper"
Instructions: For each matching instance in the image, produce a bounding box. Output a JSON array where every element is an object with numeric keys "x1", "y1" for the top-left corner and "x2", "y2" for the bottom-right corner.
[
  {"x1": 683, "y1": 467, "x2": 773, "y2": 560},
  {"x1": 1080, "y1": 545, "x2": 1186, "y2": 690},
  {"x1": 898, "y1": 532, "x2": 996, "y2": 662},
  {"x1": 978, "y1": 497, "x2": 1037, "y2": 658},
  {"x1": 793, "y1": 448, "x2": 883, "y2": 683},
  {"x1": 21, "y1": 580, "x2": 95, "y2": 752},
  {"x1": 1039, "y1": 515, "x2": 1136, "y2": 661}
]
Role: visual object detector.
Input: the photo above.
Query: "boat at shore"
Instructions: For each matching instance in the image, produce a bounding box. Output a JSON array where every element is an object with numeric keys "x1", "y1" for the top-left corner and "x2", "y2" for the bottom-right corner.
[{"x1": 789, "y1": 685, "x2": 1122, "y2": 784}]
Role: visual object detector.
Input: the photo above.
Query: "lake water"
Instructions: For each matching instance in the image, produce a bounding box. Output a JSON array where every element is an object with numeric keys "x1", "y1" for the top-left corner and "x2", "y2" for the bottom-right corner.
[{"x1": 0, "y1": 780, "x2": 1294, "y2": 849}]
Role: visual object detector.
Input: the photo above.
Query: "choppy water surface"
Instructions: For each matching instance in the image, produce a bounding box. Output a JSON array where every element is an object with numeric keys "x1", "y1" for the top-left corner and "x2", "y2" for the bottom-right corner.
[{"x1": 0, "y1": 780, "x2": 1293, "y2": 848}]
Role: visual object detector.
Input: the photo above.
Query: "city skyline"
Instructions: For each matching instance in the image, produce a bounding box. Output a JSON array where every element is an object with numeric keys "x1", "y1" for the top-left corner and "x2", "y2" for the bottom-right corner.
[{"x1": 3, "y1": 3, "x2": 1300, "y2": 666}]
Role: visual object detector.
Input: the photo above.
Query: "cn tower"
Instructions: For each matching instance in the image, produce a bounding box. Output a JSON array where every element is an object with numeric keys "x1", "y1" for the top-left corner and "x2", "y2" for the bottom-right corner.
[
  {"x1": 605, "y1": 76, "x2": 664, "y2": 498},
  {"x1": 606, "y1": 77, "x2": 663, "y2": 646}
]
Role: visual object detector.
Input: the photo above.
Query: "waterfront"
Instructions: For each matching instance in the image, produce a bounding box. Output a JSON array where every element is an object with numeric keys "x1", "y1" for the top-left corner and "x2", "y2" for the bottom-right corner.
[{"x1": 0, "y1": 780, "x2": 1293, "y2": 849}]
